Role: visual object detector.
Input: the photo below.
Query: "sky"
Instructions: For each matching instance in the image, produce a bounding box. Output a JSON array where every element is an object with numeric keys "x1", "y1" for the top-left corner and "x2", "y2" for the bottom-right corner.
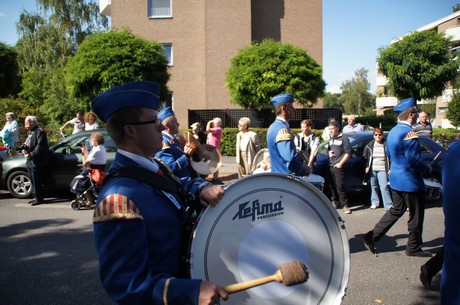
[{"x1": 1, "y1": 0, "x2": 459, "y2": 94}]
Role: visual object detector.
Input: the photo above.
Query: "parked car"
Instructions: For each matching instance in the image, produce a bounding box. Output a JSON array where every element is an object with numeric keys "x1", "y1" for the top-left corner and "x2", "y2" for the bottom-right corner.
[
  {"x1": 313, "y1": 132, "x2": 446, "y2": 199},
  {"x1": 0, "y1": 129, "x2": 117, "y2": 199}
]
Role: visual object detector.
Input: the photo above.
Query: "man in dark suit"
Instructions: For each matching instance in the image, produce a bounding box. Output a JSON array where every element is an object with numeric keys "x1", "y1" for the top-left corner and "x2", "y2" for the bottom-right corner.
[{"x1": 23, "y1": 116, "x2": 49, "y2": 206}]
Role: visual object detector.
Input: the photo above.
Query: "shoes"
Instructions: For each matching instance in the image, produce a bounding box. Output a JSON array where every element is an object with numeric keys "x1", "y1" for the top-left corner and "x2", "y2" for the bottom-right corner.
[
  {"x1": 419, "y1": 265, "x2": 433, "y2": 289},
  {"x1": 363, "y1": 231, "x2": 377, "y2": 255},
  {"x1": 406, "y1": 250, "x2": 432, "y2": 257},
  {"x1": 30, "y1": 200, "x2": 43, "y2": 206},
  {"x1": 343, "y1": 206, "x2": 352, "y2": 214},
  {"x1": 28, "y1": 199, "x2": 36, "y2": 204},
  {"x1": 370, "y1": 205, "x2": 378, "y2": 210},
  {"x1": 332, "y1": 200, "x2": 340, "y2": 209}
]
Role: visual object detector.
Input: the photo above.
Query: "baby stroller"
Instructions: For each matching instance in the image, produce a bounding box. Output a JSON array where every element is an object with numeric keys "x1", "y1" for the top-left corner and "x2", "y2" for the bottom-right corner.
[{"x1": 69, "y1": 167, "x2": 107, "y2": 210}]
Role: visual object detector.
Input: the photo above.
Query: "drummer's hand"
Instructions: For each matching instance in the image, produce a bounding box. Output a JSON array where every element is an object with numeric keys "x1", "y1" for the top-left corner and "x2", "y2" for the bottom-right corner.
[
  {"x1": 199, "y1": 281, "x2": 228, "y2": 305},
  {"x1": 183, "y1": 144, "x2": 194, "y2": 157},
  {"x1": 199, "y1": 184, "x2": 224, "y2": 208}
]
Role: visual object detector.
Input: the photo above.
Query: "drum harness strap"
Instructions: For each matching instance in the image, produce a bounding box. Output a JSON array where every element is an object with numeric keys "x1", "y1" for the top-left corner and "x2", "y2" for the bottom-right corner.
[{"x1": 102, "y1": 166, "x2": 197, "y2": 278}]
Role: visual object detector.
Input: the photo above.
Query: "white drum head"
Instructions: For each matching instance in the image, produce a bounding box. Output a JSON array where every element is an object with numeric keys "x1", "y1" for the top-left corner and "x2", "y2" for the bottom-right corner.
[{"x1": 190, "y1": 173, "x2": 349, "y2": 305}]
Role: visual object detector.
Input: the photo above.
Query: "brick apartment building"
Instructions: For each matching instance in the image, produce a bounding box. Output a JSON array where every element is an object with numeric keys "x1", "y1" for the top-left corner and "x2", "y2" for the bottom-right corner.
[{"x1": 99, "y1": 0, "x2": 323, "y2": 125}]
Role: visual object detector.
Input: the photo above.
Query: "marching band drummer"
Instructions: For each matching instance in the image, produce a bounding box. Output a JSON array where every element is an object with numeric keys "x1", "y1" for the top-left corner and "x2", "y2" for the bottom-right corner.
[
  {"x1": 91, "y1": 81, "x2": 228, "y2": 305},
  {"x1": 156, "y1": 106, "x2": 196, "y2": 178},
  {"x1": 267, "y1": 93, "x2": 310, "y2": 176}
]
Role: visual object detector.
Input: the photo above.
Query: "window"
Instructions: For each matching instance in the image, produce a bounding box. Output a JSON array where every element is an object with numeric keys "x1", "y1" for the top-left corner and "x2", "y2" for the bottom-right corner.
[
  {"x1": 162, "y1": 43, "x2": 173, "y2": 65},
  {"x1": 148, "y1": 0, "x2": 172, "y2": 18}
]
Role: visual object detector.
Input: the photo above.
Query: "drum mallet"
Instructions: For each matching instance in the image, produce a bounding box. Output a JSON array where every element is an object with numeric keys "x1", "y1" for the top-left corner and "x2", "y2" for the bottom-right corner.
[
  {"x1": 223, "y1": 260, "x2": 309, "y2": 294},
  {"x1": 430, "y1": 151, "x2": 441, "y2": 166}
]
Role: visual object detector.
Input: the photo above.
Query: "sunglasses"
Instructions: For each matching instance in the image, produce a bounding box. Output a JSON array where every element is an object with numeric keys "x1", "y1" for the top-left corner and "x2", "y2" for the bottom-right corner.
[{"x1": 125, "y1": 118, "x2": 161, "y2": 126}]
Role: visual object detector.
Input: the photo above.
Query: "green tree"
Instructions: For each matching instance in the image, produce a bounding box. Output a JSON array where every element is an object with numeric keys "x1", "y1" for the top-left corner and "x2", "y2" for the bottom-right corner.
[
  {"x1": 339, "y1": 68, "x2": 375, "y2": 114},
  {"x1": 323, "y1": 92, "x2": 341, "y2": 108},
  {"x1": 66, "y1": 29, "x2": 170, "y2": 105},
  {"x1": 447, "y1": 92, "x2": 460, "y2": 128},
  {"x1": 377, "y1": 31, "x2": 459, "y2": 101},
  {"x1": 225, "y1": 39, "x2": 326, "y2": 110},
  {"x1": 15, "y1": 0, "x2": 108, "y2": 127},
  {"x1": 0, "y1": 43, "x2": 20, "y2": 97}
]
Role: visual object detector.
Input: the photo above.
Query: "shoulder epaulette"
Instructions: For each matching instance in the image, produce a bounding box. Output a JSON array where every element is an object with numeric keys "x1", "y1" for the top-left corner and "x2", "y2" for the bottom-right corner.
[
  {"x1": 276, "y1": 128, "x2": 293, "y2": 143},
  {"x1": 162, "y1": 142, "x2": 171, "y2": 150},
  {"x1": 404, "y1": 131, "x2": 419, "y2": 140},
  {"x1": 93, "y1": 194, "x2": 143, "y2": 223}
]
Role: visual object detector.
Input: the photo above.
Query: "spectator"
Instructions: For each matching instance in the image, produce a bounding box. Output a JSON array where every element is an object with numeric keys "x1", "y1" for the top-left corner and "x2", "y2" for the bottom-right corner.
[
  {"x1": 190, "y1": 122, "x2": 207, "y2": 144},
  {"x1": 322, "y1": 117, "x2": 337, "y2": 141},
  {"x1": 342, "y1": 115, "x2": 364, "y2": 133},
  {"x1": 156, "y1": 106, "x2": 196, "y2": 178},
  {"x1": 326, "y1": 120, "x2": 352, "y2": 214},
  {"x1": 206, "y1": 117, "x2": 223, "y2": 184},
  {"x1": 23, "y1": 116, "x2": 50, "y2": 206},
  {"x1": 81, "y1": 132, "x2": 107, "y2": 170},
  {"x1": 363, "y1": 98, "x2": 432, "y2": 257},
  {"x1": 60, "y1": 111, "x2": 85, "y2": 135},
  {"x1": 412, "y1": 111, "x2": 432, "y2": 138},
  {"x1": 1, "y1": 112, "x2": 19, "y2": 155},
  {"x1": 85, "y1": 112, "x2": 99, "y2": 130},
  {"x1": 91, "y1": 81, "x2": 228, "y2": 305},
  {"x1": 266, "y1": 93, "x2": 309, "y2": 176},
  {"x1": 363, "y1": 128, "x2": 392, "y2": 210},
  {"x1": 75, "y1": 132, "x2": 107, "y2": 205},
  {"x1": 236, "y1": 117, "x2": 260, "y2": 178},
  {"x1": 295, "y1": 119, "x2": 320, "y2": 169}
]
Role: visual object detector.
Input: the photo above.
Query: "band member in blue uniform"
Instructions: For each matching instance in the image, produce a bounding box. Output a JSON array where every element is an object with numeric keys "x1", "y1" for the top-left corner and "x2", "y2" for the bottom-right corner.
[
  {"x1": 156, "y1": 106, "x2": 195, "y2": 178},
  {"x1": 441, "y1": 140, "x2": 460, "y2": 304},
  {"x1": 363, "y1": 98, "x2": 432, "y2": 257},
  {"x1": 91, "y1": 81, "x2": 228, "y2": 305},
  {"x1": 266, "y1": 93, "x2": 309, "y2": 176}
]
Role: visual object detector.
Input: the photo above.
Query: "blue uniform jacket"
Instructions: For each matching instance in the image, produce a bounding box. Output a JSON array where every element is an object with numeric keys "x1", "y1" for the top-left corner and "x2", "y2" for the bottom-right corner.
[
  {"x1": 93, "y1": 153, "x2": 208, "y2": 305},
  {"x1": 386, "y1": 122, "x2": 428, "y2": 192},
  {"x1": 267, "y1": 118, "x2": 307, "y2": 175},
  {"x1": 441, "y1": 140, "x2": 460, "y2": 305},
  {"x1": 156, "y1": 132, "x2": 191, "y2": 178}
]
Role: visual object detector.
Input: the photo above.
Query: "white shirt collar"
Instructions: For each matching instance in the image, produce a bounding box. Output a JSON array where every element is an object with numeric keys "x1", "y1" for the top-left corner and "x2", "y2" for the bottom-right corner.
[{"x1": 117, "y1": 149, "x2": 159, "y2": 173}]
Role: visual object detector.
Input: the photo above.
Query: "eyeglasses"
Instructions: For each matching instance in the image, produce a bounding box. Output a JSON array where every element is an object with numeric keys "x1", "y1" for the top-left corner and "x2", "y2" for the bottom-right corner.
[
  {"x1": 125, "y1": 118, "x2": 161, "y2": 126},
  {"x1": 374, "y1": 134, "x2": 383, "y2": 137}
]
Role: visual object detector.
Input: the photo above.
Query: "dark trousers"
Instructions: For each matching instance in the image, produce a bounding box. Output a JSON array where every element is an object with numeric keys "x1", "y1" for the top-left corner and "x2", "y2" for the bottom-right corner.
[
  {"x1": 423, "y1": 247, "x2": 444, "y2": 275},
  {"x1": 371, "y1": 188, "x2": 425, "y2": 253},
  {"x1": 328, "y1": 166, "x2": 349, "y2": 208},
  {"x1": 27, "y1": 165, "x2": 45, "y2": 202}
]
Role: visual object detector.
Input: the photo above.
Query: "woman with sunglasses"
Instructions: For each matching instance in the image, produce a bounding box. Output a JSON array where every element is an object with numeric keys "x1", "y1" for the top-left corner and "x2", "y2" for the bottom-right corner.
[{"x1": 363, "y1": 128, "x2": 392, "y2": 210}]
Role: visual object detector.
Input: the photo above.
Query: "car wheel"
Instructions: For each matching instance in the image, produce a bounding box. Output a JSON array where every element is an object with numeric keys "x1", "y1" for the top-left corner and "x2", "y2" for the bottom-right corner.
[{"x1": 7, "y1": 171, "x2": 33, "y2": 199}]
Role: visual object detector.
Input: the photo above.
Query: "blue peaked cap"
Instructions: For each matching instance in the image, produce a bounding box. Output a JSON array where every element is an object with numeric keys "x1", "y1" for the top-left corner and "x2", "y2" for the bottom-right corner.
[
  {"x1": 394, "y1": 98, "x2": 416, "y2": 114},
  {"x1": 92, "y1": 81, "x2": 160, "y2": 123},
  {"x1": 158, "y1": 106, "x2": 175, "y2": 122},
  {"x1": 271, "y1": 93, "x2": 294, "y2": 106}
]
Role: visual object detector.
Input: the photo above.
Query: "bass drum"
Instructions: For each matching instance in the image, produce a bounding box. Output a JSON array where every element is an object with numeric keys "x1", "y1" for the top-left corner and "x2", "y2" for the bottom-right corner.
[{"x1": 190, "y1": 173, "x2": 350, "y2": 305}]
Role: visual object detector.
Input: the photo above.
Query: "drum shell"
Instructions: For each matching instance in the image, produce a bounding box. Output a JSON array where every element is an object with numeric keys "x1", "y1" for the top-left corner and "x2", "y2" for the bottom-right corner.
[{"x1": 190, "y1": 173, "x2": 350, "y2": 305}]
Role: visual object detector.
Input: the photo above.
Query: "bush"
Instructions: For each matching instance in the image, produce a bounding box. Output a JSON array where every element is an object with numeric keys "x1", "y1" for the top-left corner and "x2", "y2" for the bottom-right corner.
[{"x1": 182, "y1": 126, "x2": 459, "y2": 156}]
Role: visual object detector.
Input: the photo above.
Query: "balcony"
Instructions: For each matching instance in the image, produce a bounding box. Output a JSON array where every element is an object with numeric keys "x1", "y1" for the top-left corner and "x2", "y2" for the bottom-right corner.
[
  {"x1": 99, "y1": 0, "x2": 111, "y2": 16},
  {"x1": 376, "y1": 96, "x2": 398, "y2": 108},
  {"x1": 445, "y1": 27, "x2": 460, "y2": 42}
]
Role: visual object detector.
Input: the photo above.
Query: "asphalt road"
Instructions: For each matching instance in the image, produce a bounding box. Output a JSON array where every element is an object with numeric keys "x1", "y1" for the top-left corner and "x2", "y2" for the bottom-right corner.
[{"x1": 0, "y1": 168, "x2": 444, "y2": 305}]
